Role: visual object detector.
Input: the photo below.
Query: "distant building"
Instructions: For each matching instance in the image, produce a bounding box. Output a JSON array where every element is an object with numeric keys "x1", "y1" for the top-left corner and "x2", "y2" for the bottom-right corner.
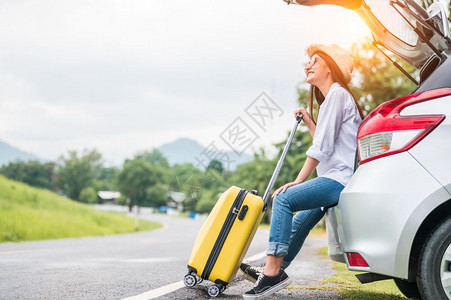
[
  {"x1": 167, "y1": 191, "x2": 185, "y2": 210},
  {"x1": 168, "y1": 191, "x2": 185, "y2": 203},
  {"x1": 97, "y1": 191, "x2": 121, "y2": 203}
]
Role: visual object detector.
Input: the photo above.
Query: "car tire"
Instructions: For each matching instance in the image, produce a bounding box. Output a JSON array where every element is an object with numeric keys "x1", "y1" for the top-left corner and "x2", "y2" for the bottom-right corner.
[
  {"x1": 417, "y1": 216, "x2": 451, "y2": 300},
  {"x1": 394, "y1": 278, "x2": 421, "y2": 299}
]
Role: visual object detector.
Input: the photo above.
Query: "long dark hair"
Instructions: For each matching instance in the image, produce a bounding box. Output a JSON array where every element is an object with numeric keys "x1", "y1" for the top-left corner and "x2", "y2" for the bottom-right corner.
[{"x1": 308, "y1": 51, "x2": 364, "y2": 123}]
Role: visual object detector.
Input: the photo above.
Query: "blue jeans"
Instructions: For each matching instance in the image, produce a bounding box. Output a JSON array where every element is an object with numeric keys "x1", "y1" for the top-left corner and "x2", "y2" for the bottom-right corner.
[{"x1": 267, "y1": 177, "x2": 344, "y2": 269}]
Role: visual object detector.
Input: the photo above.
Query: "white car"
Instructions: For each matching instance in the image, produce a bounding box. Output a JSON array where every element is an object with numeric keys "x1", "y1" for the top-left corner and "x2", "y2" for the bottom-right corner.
[{"x1": 288, "y1": 0, "x2": 451, "y2": 299}]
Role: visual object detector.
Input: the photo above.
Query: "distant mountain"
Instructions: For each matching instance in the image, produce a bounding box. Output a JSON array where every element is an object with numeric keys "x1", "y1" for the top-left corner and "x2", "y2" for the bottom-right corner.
[
  {"x1": 158, "y1": 138, "x2": 252, "y2": 170},
  {"x1": 0, "y1": 140, "x2": 41, "y2": 166}
]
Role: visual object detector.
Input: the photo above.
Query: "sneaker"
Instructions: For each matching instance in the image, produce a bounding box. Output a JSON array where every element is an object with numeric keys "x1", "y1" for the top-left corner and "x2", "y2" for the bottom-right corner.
[
  {"x1": 242, "y1": 270, "x2": 291, "y2": 300},
  {"x1": 239, "y1": 263, "x2": 262, "y2": 283}
]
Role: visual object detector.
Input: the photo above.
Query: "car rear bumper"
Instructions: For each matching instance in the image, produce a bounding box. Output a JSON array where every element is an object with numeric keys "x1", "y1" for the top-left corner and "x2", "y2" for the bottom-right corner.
[{"x1": 326, "y1": 151, "x2": 449, "y2": 279}]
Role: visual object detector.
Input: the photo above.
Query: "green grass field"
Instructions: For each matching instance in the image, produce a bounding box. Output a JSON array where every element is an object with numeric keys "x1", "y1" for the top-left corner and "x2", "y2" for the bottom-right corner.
[
  {"x1": 318, "y1": 246, "x2": 411, "y2": 299},
  {"x1": 0, "y1": 175, "x2": 161, "y2": 243}
]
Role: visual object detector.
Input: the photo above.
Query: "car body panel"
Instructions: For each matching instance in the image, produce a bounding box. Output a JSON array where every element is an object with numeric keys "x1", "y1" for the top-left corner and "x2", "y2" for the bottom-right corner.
[
  {"x1": 326, "y1": 207, "x2": 345, "y2": 263},
  {"x1": 401, "y1": 95, "x2": 451, "y2": 194},
  {"x1": 394, "y1": 184, "x2": 451, "y2": 277},
  {"x1": 416, "y1": 56, "x2": 451, "y2": 92},
  {"x1": 327, "y1": 151, "x2": 450, "y2": 278}
]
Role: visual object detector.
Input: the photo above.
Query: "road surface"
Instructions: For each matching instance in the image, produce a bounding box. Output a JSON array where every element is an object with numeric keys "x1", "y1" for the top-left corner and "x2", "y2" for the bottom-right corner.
[
  {"x1": 0, "y1": 206, "x2": 340, "y2": 299},
  {"x1": 0, "y1": 210, "x2": 268, "y2": 299}
]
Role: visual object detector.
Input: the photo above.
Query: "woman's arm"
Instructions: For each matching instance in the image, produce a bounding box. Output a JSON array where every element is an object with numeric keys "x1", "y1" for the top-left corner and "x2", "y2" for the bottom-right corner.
[
  {"x1": 294, "y1": 156, "x2": 319, "y2": 183},
  {"x1": 272, "y1": 156, "x2": 319, "y2": 197}
]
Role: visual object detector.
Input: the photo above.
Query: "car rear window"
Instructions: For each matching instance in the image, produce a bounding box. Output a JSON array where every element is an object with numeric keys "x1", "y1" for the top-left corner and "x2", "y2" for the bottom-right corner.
[{"x1": 417, "y1": 57, "x2": 451, "y2": 93}]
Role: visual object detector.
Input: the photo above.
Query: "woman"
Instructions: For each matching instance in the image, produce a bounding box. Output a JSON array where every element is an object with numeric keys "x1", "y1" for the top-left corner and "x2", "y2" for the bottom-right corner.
[{"x1": 241, "y1": 44, "x2": 364, "y2": 299}]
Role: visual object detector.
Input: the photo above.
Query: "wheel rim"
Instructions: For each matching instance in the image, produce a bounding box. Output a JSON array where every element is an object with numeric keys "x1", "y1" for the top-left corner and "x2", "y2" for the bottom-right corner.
[
  {"x1": 440, "y1": 243, "x2": 451, "y2": 299},
  {"x1": 184, "y1": 275, "x2": 196, "y2": 287},
  {"x1": 208, "y1": 285, "x2": 220, "y2": 297}
]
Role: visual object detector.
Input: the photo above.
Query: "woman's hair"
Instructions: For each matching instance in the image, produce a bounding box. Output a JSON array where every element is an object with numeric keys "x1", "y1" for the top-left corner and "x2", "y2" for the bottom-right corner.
[{"x1": 308, "y1": 51, "x2": 364, "y2": 122}]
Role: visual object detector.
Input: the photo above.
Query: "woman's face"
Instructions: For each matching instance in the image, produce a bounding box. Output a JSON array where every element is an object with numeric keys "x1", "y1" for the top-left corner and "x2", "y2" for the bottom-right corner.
[{"x1": 305, "y1": 54, "x2": 331, "y2": 86}]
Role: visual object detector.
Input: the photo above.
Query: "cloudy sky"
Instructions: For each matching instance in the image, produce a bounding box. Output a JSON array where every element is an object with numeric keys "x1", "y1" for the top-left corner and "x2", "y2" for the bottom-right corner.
[{"x1": 0, "y1": 0, "x2": 371, "y2": 166}]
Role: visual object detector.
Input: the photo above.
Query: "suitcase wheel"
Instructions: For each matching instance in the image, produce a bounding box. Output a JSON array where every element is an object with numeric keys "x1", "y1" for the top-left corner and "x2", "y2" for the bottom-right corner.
[
  {"x1": 207, "y1": 284, "x2": 220, "y2": 297},
  {"x1": 207, "y1": 284, "x2": 225, "y2": 297},
  {"x1": 184, "y1": 274, "x2": 197, "y2": 288}
]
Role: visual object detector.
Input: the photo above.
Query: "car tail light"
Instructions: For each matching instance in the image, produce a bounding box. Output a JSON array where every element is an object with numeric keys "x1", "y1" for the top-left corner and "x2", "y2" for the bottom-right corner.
[
  {"x1": 346, "y1": 252, "x2": 369, "y2": 267},
  {"x1": 358, "y1": 88, "x2": 450, "y2": 164}
]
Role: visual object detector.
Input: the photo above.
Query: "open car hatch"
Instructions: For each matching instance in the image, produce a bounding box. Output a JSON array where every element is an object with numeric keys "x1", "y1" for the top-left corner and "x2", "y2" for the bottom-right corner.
[{"x1": 284, "y1": 0, "x2": 451, "y2": 70}]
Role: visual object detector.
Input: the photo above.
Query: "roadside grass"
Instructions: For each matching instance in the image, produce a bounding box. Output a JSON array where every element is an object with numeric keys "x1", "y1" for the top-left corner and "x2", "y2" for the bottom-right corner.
[
  {"x1": 309, "y1": 225, "x2": 327, "y2": 237},
  {"x1": 318, "y1": 246, "x2": 410, "y2": 299},
  {"x1": 0, "y1": 175, "x2": 162, "y2": 243}
]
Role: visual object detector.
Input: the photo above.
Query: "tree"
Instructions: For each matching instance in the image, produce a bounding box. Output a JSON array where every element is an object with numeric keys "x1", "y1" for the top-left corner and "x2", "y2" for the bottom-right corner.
[
  {"x1": 207, "y1": 160, "x2": 224, "y2": 175},
  {"x1": 134, "y1": 149, "x2": 170, "y2": 168},
  {"x1": 196, "y1": 188, "x2": 222, "y2": 214},
  {"x1": 100, "y1": 167, "x2": 119, "y2": 185},
  {"x1": 228, "y1": 157, "x2": 275, "y2": 198},
  {"x1": 91, "y1": 167, "x2": 120, "y2": 192},
  {"x1": 272, "y1": 128, "x2": 313, "y2": 186},
  {"x1": 168, "y1": 163, "x2": 208, "y2": 211},
  {"x1": 145, "y1": 183, "x2": 169, "y2": 207},
  {"x1": 79, "y1": 187, "x2": 98, "y2": 204},
  {"x1": 0, "y1": 160, "x2": 56, "y2": 190},
  {"x1": 350, "y1": 38, "x2": 417, "y2": 114},
  {"x1": 116, "y1": 159, "x2": 168, "y2": 209},
  {"x1": 171, "y1": 163, "x2": 202, "y2": 179},
  {"x1": 56, "y1": 149, "x2": 103, "y2": 201}
]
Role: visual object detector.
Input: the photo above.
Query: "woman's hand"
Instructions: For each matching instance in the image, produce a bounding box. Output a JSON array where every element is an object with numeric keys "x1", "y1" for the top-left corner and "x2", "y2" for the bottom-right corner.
[
  {"x1": 294, "y1": 108, "x2": 316, "y2": 137},
  {"x1": 294, "y1": 108, "x2": 314, "y2": 128},
  {"x1": 272, "y1": 181, "x2": 300, "y2": 198}
]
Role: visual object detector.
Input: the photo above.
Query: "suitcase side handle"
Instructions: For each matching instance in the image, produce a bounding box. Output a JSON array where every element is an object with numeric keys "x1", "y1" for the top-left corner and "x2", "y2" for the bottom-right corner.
[{"x1": 262, "y1": 113, "x2": 302, "y2": 211}]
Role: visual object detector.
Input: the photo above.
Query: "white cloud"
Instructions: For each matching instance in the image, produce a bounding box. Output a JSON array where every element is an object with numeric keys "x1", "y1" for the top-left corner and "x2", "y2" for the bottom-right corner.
[{"x1": 0, "y1": 0, "x2": 370, "y2": 165}]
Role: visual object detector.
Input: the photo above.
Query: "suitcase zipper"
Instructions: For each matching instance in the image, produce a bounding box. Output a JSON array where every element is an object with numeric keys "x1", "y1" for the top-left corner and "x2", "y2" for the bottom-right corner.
[{"x1": 201, "y1": 188, "x2": 248, "y2": 280}]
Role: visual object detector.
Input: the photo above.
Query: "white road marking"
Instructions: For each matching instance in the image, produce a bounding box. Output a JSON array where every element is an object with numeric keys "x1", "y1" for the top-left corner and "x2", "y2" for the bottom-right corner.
[
  {"x1": 0, "y1": 250, "x2": 29, "y2": 255},
  {"x1": 122, "y1": 257, "x2": 183, "y2": 263},
  {"x1": 121, "y1": 281, "x2": 184, "y2": 300},
  {"x1": 121, "y1": 250, "x2": 266, "y2": 300},
  {"x1": 138, "y1": 238, "x2": 157, "y2": 244}
]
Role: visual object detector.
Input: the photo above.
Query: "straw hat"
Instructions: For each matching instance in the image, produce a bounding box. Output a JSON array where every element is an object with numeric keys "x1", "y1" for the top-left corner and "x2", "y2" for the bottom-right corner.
[{"x1": 306, "y1": 44, "x2": 354, "y2": 83}]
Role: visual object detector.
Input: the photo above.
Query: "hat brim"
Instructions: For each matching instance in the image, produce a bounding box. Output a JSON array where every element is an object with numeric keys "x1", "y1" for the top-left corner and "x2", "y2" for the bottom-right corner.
[{"x1": 306, "y1": 44, "x2": 353, "y2": 83}]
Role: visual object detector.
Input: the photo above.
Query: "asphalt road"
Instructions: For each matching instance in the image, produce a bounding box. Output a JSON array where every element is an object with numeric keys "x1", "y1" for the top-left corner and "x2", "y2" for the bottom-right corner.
[{"x1": 0, "y1": 208, "x2": 270, "y2": 300}]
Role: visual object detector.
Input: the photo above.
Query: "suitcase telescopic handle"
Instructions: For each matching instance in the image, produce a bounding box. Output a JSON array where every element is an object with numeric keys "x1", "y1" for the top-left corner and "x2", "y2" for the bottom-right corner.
[{"x1": 262, "y1": 113, "x2": 302, "y2": 211}]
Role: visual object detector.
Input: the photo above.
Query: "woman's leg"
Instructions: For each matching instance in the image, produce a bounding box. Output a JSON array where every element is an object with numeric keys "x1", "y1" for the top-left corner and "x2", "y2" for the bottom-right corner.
[
  {"x1": 266, "y1": 177, "x2": 344, "y2": 273},
  {"x1": 244, "y1": 177, "x2": 343, "y2": 298},
  {"x1": 281, "y1": 208, "x2": 326, "y2": 269}
]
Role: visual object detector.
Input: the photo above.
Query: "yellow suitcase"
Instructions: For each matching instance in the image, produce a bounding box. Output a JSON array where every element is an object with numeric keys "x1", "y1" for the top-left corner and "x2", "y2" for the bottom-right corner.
[
  {"x1": 186, "y1": 186, "x2": 264, "y2": 295},
  {"x1": 184, "y1": 114, "x2": 302, "y2": 297}
]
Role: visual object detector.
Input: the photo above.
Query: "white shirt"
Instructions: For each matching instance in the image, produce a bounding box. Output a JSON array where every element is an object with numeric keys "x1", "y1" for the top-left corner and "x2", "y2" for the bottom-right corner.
[{"x1": 305, "y1": 82, "x2": 362, "y2": 186}]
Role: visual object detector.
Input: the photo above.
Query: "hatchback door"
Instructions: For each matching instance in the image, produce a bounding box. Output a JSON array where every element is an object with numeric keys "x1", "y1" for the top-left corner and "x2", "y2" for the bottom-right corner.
[{"x1": 285, "y1": 0, "x2": 451, "y2": 69}]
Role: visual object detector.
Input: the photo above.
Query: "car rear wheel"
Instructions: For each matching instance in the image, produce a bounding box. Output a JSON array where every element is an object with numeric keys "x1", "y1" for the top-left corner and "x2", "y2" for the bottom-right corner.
[
  {"x1": 417, "y1": 216, "x2": 451, "y2": 300},
  {"x1": 393, "y1": 278, "x2": 421, "y2": 299}
]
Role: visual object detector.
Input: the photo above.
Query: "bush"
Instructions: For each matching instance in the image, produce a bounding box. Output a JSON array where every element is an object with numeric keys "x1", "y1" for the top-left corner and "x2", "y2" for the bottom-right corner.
[
  {"x1": 79, "y1": 187, "x2": 98, "y2": 204},
  {"x1": 145, "y1": 183, "x2": 168, "y2": 207},
  {"x1": 116, "y1": 194, "x2": 127, "y2": 206},
  {"x1": 195, "y1": 189, "x2": 221, "y2": 214}
]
